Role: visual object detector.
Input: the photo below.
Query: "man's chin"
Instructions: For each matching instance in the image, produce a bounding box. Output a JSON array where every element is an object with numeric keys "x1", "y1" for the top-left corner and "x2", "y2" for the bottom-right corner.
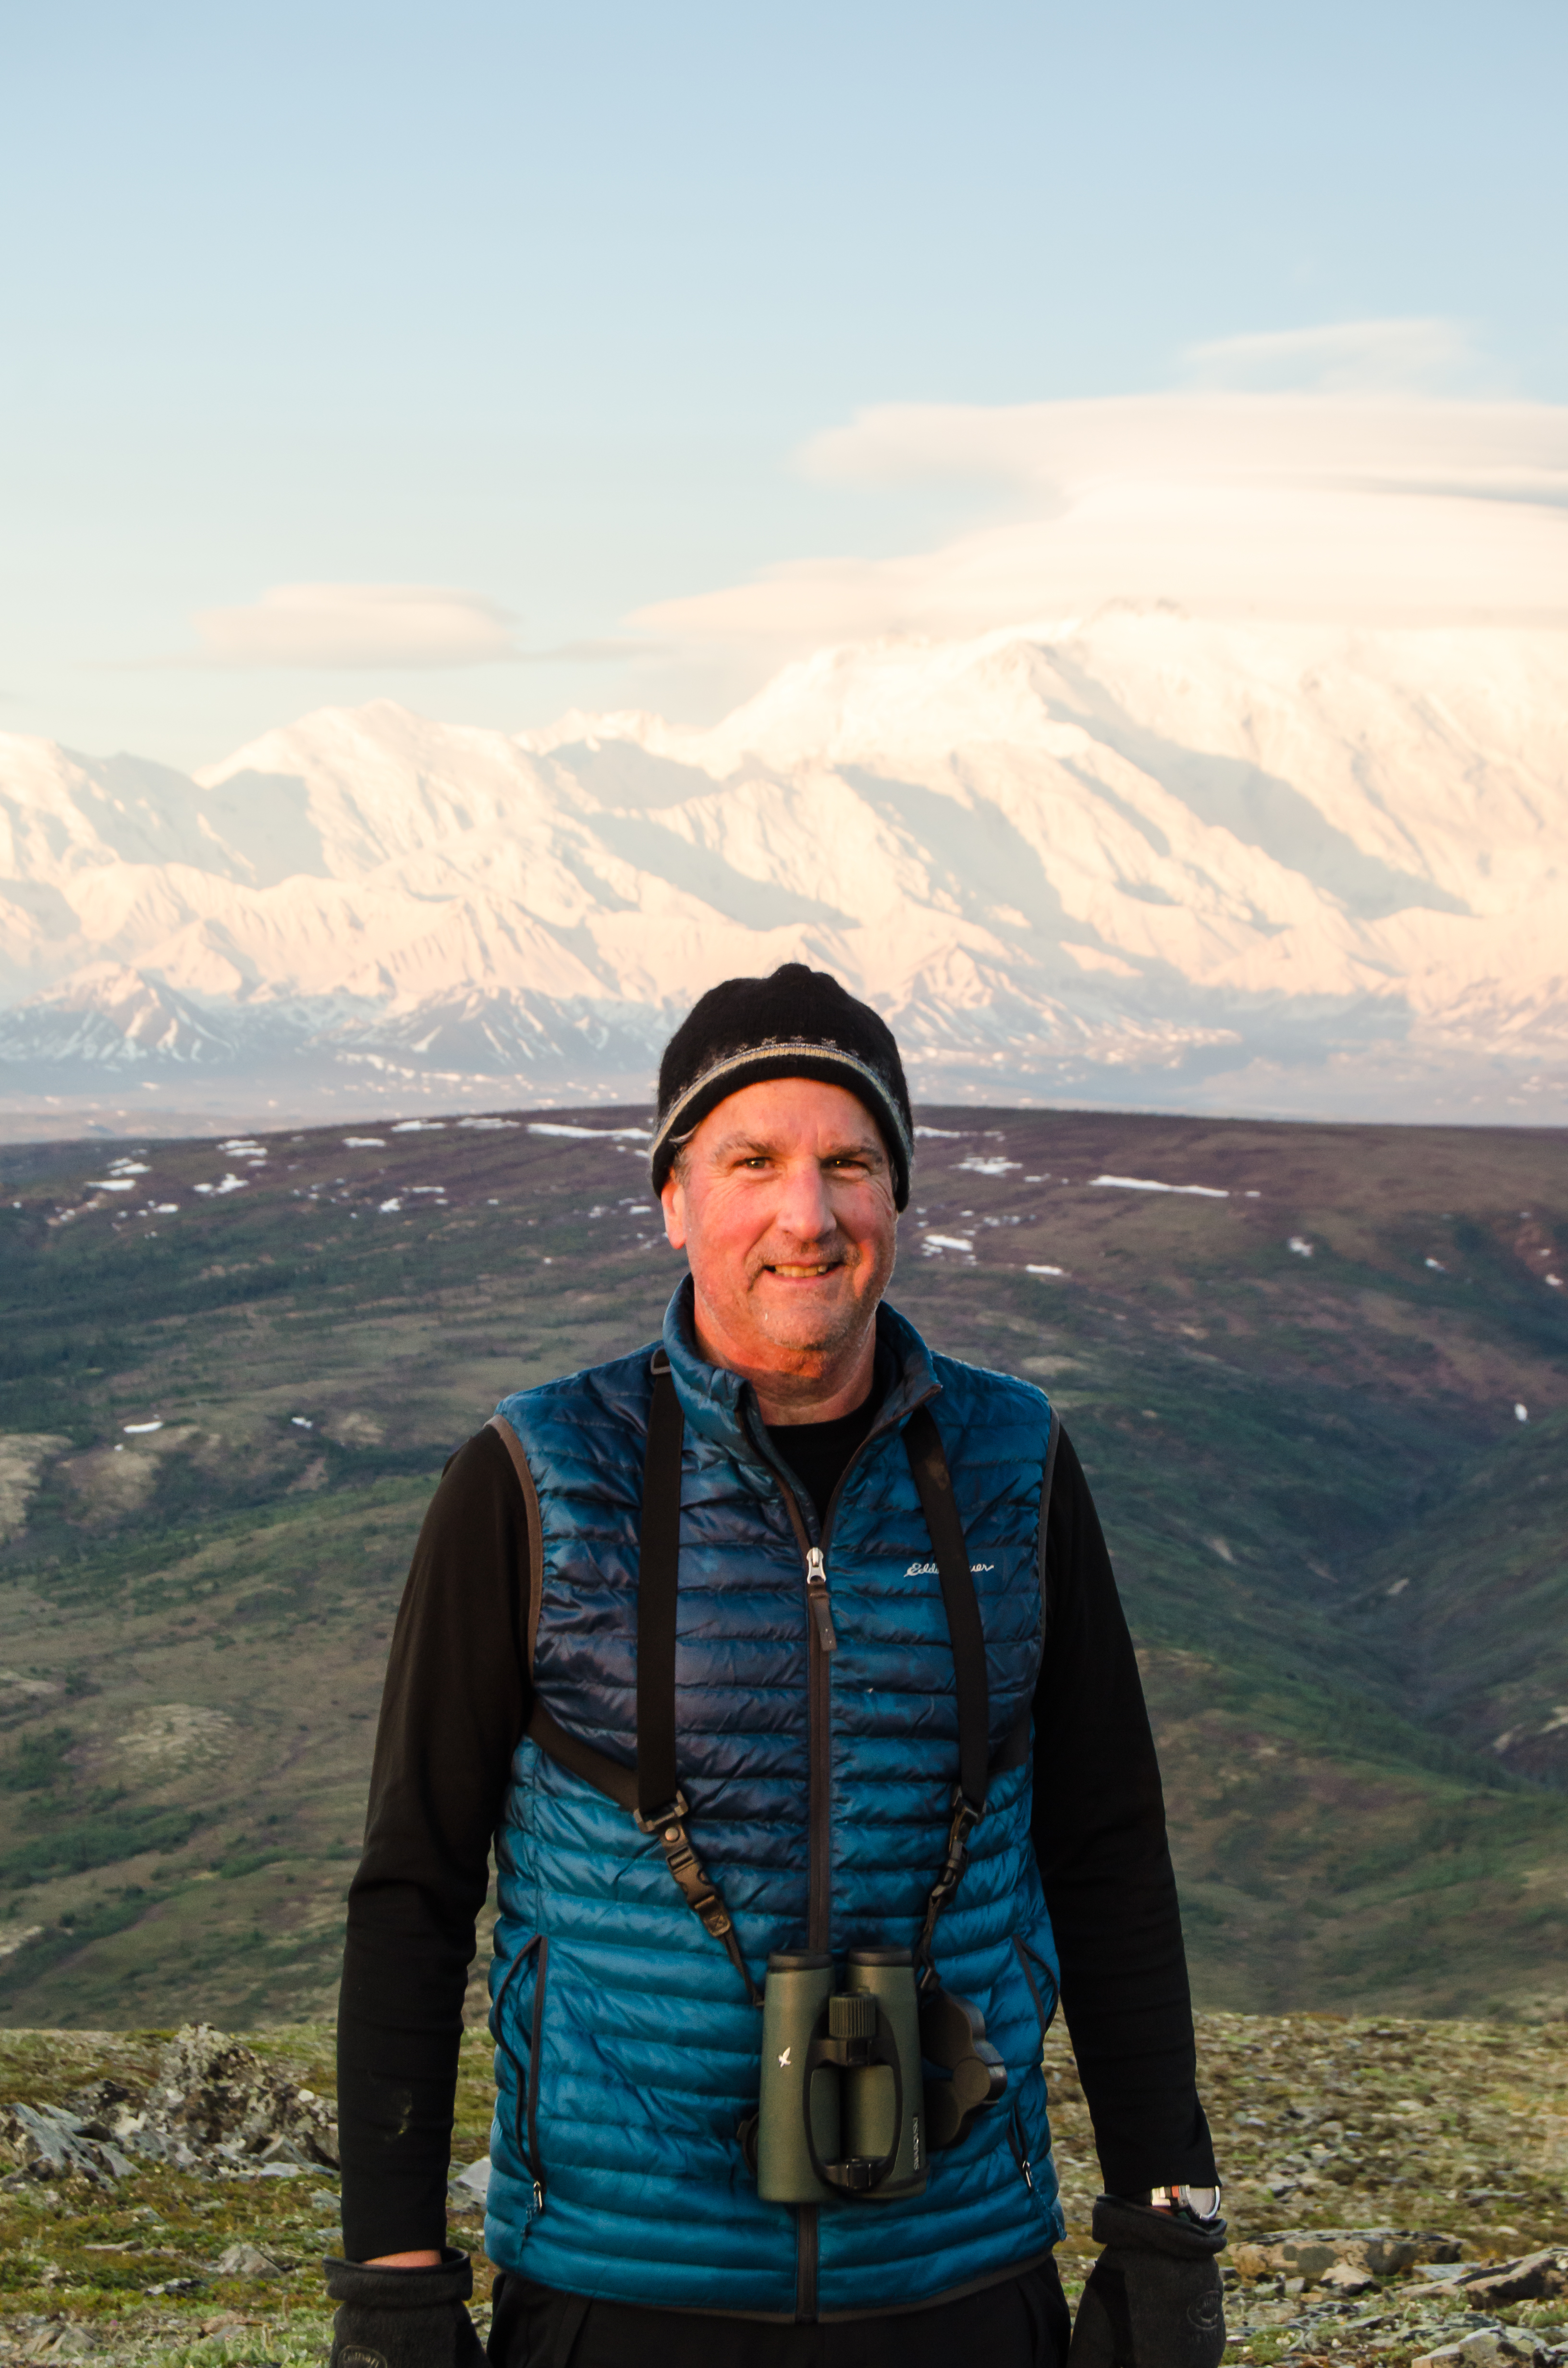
[{"x1": 747, "y1": 1276, "x2": 864, "y2": 1357}]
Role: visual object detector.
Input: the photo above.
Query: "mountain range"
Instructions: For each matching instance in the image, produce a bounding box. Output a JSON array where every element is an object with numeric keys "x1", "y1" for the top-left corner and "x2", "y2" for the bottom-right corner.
[{"x1": 2, "y1": 608, "x2": 1565, "y2": 1129}]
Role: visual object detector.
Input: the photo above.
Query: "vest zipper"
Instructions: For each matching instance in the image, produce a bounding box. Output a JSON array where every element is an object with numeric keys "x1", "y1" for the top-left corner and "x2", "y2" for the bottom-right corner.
[
  {"x1": 770, "y1": 1415, "x2": 908, "y2": 1956},
  {"x1": 766, "y1": 1406, "x2": 923, "y2": 2325},
  {"x1": 804, "y1": 1545, "x2": 838, "y2": 1653},
  {"x1": 1013, "y1": 1934, "x2": 1059, "y2": 2047},
  {"x1": 796, "y1": 2200, "x2": 819, "y2": 2320},
  {"x1": 527, "y1": 1936, "x2": 550, "y2": 2216},
  {"x1": 1008, "y1": 2102, "x2": 1036, "y2": 2193},
  {"x1": 805, "y1": 1539, "x2": 833, "y2": 1961},
  {"x1": 765, "y1": 1480, "x2": 833, "y2": 1962}
]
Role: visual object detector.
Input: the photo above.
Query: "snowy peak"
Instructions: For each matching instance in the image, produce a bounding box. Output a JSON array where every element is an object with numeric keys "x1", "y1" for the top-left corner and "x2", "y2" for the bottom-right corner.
[{"x1": 2, "y1": 612, "x2": 1566, "y2": 1125}]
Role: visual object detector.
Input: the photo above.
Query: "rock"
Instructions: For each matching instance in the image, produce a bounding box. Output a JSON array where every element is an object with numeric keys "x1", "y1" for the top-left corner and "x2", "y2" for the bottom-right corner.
[
  {"x1": 1320, "y1": 2259, "x2": 1378, "y2": 2293},
  {"x1": 213, "y1": 2242, "x2": 284, "y2": 2278},
  {"x1": 24, "y1": 2329, "x2": 95, "y2": 2359},
  {"x1": 2, "y1": 2025, "x2": 340, "y2": 2183},
  {"x1": 1230, "y1": 2227, "x2": 1464, "y2": 2282},
  {"x1": 146, "y1": 2024, "x2": 339, "y2": 2168},
  {"x1": 451, "y1": 2157, "x2": 491, "y2": 2203},
  {"x1": 1413, "y1": 2333, "x2": 1546, "y2": 2367},
  {"x1": 256, "y1": 2133, "x2": 318, "y2": 2169},
  {"x1": 1459, "y1": 2250, "x2": 1568, "y2": 2307},
  {"x1": 0, "y1": 2102, "x2": 135, "y2": 2185}
]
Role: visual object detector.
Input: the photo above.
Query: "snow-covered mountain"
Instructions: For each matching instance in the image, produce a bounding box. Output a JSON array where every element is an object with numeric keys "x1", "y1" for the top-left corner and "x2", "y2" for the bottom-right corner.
[{"x1": 2, "y1": 610, "x2": 1565, "y2": 1129}]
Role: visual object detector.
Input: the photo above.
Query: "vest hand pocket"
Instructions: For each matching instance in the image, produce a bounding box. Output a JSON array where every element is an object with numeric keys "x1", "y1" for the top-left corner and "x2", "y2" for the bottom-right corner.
[{"x1": 491, "y1": 1932, "x2": 549, "y2": 2218}]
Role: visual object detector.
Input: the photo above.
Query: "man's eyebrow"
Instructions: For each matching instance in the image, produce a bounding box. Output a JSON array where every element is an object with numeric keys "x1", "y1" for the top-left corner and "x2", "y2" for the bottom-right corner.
[{"x1": 709, "y1": 1131, "x2": 886, "y2": 1163}]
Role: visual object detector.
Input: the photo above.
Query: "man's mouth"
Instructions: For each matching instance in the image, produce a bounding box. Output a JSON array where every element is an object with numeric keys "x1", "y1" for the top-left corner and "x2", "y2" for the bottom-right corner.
[{"x1": 765, "y1": 1260, "x2": 842, "y2": 1279}]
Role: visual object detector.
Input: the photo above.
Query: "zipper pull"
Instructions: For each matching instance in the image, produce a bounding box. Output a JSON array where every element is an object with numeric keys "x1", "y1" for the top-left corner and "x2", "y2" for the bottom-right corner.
[{"x1": 805, "y1": 1546, "x2": 838, "y2": 1653}]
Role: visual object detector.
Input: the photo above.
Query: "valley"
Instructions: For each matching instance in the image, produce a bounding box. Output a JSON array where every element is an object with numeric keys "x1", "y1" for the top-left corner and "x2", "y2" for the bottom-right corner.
[{"x1": 0, "y1": 1102, "x2": 1564, "y2": 2030}]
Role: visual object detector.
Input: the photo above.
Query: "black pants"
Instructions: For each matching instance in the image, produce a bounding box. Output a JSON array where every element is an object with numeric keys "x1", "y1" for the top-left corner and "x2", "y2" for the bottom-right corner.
[{"x1": 489, "y1": 2260, "x2": 1070, "y2": 2368}]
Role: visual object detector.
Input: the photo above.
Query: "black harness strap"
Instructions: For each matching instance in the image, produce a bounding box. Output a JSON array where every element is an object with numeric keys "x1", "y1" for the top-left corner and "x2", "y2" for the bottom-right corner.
[
  {"x1": 902, "y1": 1405, "x2": 992, "y2": 1992},
  {"x1": 903, "y1": 1406, "x2": 990, "y2": 1812},
  {"x1": 634, "y1": 1356, "x2": 762, "y2": 2006},
  {"x1": 517, "y1": 1356, "x2": 760, "y2": 2006},
  {"x1": 527, "y1": 1701, "x2": 637, "y2": 1810}
]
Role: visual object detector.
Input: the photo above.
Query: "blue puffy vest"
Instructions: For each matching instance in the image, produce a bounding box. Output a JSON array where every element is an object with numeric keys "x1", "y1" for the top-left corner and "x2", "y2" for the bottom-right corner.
[{"x1": 484, "y1": 1281, "x2": 1065, "y2": 2320}]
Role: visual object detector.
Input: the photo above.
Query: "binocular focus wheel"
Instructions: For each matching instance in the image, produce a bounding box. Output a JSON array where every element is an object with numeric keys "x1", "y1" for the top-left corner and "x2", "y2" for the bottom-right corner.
[{"x1": 802, "y1": 2001, "x2": 905, "y2": 2195}]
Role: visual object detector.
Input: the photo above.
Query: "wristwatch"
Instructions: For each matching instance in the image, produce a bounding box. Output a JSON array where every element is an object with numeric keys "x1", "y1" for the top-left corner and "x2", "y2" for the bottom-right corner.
[{"x1": 1141, "y1": 2182, "x2": 1223, "y2": 2223}]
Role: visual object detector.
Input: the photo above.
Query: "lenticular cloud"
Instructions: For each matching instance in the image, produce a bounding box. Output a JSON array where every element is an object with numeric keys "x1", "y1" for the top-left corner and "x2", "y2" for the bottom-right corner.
[
  {"x1": 635, "y1": 391, "x2": 1568, "y2": 656},
  {"x1": 186, "y1": 584, "x2": 519, "y2": 670}
]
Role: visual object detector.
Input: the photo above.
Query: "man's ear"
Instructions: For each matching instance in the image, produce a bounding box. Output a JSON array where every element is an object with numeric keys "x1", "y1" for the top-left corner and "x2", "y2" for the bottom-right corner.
[{"x1": 660, "y1": 1172, "x2": 687, "y2": 1249}]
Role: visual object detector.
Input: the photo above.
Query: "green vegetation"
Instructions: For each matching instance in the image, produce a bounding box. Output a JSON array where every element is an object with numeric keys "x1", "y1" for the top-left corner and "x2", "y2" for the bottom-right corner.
[
  {"x1": 1, "y1": 2015, "x2": 1563, "y2": 2366},
  {"x1": 0, "y1": 1106, "x2": 1564, "y2": 2028}
]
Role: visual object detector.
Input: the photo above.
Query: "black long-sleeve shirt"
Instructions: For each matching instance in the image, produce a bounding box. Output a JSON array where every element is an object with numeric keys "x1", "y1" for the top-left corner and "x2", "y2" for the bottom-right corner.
[{"x1": 337, "y1": 1418, "x2": 1214, "y2": 2265}]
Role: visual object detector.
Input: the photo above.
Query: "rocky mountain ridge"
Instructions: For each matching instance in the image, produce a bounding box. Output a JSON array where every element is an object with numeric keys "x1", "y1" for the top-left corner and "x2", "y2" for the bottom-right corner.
[{"x1": 2, "y1": 610, "x2": 1565, "y2": 1128}]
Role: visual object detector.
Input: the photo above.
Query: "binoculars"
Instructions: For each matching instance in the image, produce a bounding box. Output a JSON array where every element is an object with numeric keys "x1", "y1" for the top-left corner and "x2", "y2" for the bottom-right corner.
[{"x1": 753, "y1": 1945, "x2": 1005, "y2": 2205}]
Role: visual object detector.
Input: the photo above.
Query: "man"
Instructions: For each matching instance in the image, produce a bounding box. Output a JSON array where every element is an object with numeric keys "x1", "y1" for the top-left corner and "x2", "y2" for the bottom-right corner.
[{"x1": 328, "y1": 964, "x2": 1225, "y2": 2368}]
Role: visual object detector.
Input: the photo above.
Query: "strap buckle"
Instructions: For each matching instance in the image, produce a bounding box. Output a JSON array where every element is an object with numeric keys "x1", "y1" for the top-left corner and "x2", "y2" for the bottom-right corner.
[
  {"x1": 634, "y1": 1788, "x2": 691, "y2": 1835},
  {"x1": 915, "y1": 1788, "x2": 986, "y2": 1991},
  {"x1": 635, "y1": 1788, "x2": 762, "y2": 2005},
  {"x1": 931, "y1": 1787, "x2": 983, "y2": 1900}
]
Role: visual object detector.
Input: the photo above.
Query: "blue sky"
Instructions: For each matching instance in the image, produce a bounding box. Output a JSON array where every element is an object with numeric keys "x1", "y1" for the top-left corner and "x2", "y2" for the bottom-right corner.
[{"x1": 4, "y1": 0, "x2": 1566, "y2": 767}]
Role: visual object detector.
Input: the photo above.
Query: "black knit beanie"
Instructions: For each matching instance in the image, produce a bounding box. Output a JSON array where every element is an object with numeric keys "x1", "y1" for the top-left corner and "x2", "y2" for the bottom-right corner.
[{"x1": 650, "y1": 964, "x2": 913, "y2": 1210}]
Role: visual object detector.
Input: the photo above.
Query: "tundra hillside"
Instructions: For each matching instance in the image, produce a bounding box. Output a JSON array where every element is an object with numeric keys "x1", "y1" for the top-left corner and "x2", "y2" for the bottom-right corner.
[{"x1": 0, "y1": 1106, "x2": 1564, "y2": 2029}]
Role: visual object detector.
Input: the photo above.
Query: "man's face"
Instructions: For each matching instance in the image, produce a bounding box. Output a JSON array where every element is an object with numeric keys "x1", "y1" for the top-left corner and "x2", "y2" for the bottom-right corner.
[{"x1": 660, "y1": 1077, "x2": 898, "y2": 1393}]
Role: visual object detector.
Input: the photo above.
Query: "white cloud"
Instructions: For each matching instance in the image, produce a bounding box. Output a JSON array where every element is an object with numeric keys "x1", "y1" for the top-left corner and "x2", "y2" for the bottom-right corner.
[
  {"x1": 1182, "y1": 317, "x2": 1488, "y2": 396},
  {"x1": 796, "y1": 385, "x2": 1567, "y2": 503},
  {"x1": 187, "y1": 584, "x2": 519, "y2": 669},
  {"x1": 632, "y1": 375, "x2": 1568, "y2": 657}
]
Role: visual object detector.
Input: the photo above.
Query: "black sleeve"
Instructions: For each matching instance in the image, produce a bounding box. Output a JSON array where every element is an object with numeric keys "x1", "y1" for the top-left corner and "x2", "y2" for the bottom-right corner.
[
  {"x1": 337, "y1": 1425, "x2": 532, "y2": 2263},
  {"x1": 1032, "y1": 1429, "x2": 1217, "y2": 2196}
]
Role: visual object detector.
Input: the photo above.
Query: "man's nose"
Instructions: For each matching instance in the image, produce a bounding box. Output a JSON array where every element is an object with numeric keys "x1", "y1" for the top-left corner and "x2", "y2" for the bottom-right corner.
[{"x1": 773, "y1": 1159, "x2": 836, "y2": 1240}]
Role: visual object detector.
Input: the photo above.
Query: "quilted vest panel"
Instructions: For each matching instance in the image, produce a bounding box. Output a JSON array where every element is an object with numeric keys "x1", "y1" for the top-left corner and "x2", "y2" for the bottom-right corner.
[{"x1": 483, "y1": 1281, "x2": 1065, "y2": 2319}]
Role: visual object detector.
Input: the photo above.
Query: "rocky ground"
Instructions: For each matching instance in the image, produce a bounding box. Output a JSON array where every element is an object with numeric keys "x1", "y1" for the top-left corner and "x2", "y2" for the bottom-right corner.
[
  {"x1": 0, "y1": 2010, "x2": 1564, "y2": 2364},
  {"x1": 1046, "y1": 2011, "x2": 1568, "y2": 2366}
]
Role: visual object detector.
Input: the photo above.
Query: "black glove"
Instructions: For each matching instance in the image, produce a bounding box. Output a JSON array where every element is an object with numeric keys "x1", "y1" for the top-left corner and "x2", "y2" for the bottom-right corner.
[
  {"x1": 324, "y1": 2248, "x2": 487, "y2": 2368},
  {"x1": 1067, "y1": 2195, "x2": 1227, "y2": 2368}
]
